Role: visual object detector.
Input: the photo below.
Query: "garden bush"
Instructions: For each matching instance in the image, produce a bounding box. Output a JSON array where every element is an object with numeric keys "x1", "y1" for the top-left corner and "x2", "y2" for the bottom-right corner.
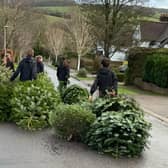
[
  {"x1": 116, "y1": 73, "x2": 125, "y2": 82},
  {"x1": 80, "y1": 101, "x2": 93, "y2": 111},
  {"x1": 0, "y1": 83, "x2": 12, "y2": 122},
  {"x1": 77, "y1": 68, "x2": 87, "y2": 78},
  {"x1": 0, "y1": 65, "x2": 12, "y2": 122},
  {"x1": 143, "y1": 54, "x2": 168, "y2": 88},
  {"x1": 85, "y1": 110, "x2": 151, "y2": 158},
  {"x1": 0, "y1": 65, "x2": 12, "y2": 82},
  {"x1": 49, "y1": 104, "x2": 96, "y2": 141},
  {"x1": 62, "y1": 84, "x2": 89, "y2": 104},
  {"x1": 10, "y1": 74, "x2": 61, "y2": 131},
  {"x1": 126, "y1": 47, "x2": 168, "y2": 85},
  {"x1": 92, "y1": 95, "x2": 141, "y2": 117}
]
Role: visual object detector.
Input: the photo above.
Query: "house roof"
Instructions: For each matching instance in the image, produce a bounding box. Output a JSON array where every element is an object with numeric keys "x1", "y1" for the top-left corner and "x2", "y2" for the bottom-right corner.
[{"x1": 140, "y1": 21, "x2": 168, "y2": 42}]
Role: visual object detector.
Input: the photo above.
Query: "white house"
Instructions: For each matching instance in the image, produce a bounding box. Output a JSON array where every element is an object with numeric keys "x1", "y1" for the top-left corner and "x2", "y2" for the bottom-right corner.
[
  {"x1": 75, "y1": 0, "x2": 102, "y2": 4},
  {"x1": 134, "y1": 21, "x2": 168, "y2": 48}
]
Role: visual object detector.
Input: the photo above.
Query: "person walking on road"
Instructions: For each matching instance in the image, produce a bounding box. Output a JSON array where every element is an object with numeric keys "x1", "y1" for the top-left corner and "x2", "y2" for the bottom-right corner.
[
  {"x1": 90, "y1": 58, "x2": 118, "y2": 99},
  {"x1": 10, "y1": 49, "x2": 37, "y2": 82},
  {"x1": 57, "y1": 57, "x2": 70, "y2": 93},
  {"x1": 36, "y1": 55, "x2": 44, "y2": 74},
  {"x1": 5, "y1": 53, "x2": 15, "y2": 72}
]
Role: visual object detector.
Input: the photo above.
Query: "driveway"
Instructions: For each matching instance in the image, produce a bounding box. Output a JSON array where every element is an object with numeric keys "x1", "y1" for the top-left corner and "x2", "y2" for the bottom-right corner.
[{"x1": 133, "y1": 94, "x2": 168, "y2": 119}]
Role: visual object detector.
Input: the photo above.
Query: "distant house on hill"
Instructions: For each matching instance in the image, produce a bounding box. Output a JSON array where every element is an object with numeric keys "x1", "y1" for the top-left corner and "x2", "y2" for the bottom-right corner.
[
  {"x1": 75, "y1": 0, "x2": 101, "y2": 4},
  {"x1": 134, "y1": 19, "x2": 168, "y2": 48}
]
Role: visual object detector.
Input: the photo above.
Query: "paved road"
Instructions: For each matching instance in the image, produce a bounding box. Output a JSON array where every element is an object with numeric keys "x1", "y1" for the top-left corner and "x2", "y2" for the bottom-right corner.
[
  {"x1": 0, "y1": 66, "x2": 168, "y2": 168},
  {"x1": 133, "y1": 95, "x2": 168, "y2": 119},
  {"x1": 45, "y1": 66, "x2": 89, "y2": 89}
]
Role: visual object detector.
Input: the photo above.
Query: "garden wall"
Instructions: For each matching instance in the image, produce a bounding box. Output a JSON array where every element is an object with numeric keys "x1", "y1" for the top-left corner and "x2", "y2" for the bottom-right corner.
[{"x1": 134, "y1": 78, "x2": 168, "y2": 95}]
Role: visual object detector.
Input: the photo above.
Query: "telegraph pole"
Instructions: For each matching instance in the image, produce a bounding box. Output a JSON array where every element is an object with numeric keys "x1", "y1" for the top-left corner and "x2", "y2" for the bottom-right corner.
[{"x1": 4, "y1": 25, "x2": 8, "y2": 57}]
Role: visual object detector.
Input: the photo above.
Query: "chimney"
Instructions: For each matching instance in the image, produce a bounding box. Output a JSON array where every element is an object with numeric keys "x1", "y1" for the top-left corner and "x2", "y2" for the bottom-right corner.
[{"x1": 160, "y1": 13, "x2": 168, "y2": 23}]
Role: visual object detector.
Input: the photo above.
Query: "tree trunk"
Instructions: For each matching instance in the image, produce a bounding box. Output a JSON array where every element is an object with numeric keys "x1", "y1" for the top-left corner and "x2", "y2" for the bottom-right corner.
[
  {"x1": 104, "y1": 0, "x2": 110, "y2": 58},
  {"x1": 77, "y1": 54, "x2": 81, "y2": 71},
  {"x1": 48, "y1": 55, "x2": 51, "y2": 64},
  {"x1": 19, "y1": 51, "x2": 23, "y2": 62},
  {"x1": 55, "y1": 55, "x2": 58, "y2": 63}
]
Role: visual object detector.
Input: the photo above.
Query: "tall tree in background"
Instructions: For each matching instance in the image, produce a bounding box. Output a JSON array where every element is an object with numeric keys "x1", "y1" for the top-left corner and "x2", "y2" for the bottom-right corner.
[
  {"x1": 82, "y1": 0, "x2": 148, "y2": 57},
  {"x1": 66, "y1": 7, "x2": 94, "y2": 71},
  {"x1": 46, "y1": 23, "x2": 65, "y2": 63},
  {"x1": 0, "y1": 0, "x2": 45, "y2": 60}
]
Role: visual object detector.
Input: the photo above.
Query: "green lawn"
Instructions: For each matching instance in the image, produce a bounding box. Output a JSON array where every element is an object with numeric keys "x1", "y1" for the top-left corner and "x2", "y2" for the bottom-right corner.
[
  {"x1": 140, "y1": 16, "x2": 159, "y2": 22},
  {"x1": 118, "y1": 85, "x2": 168, "y2": 96},
  {"x1": 35, "y1": 6, "x2": 72, "y2": 23},
  {"x1": 139, "y1": 12, "x2": 161, "y2": 22},
  {"x1": 118, "y1": 85, "x2": 138, "y2": 95},
  {"x1": 44, "y1": 14, "x2": 65, "y2": 23},
  {"x1": 77, "y1": 76, "x2": 95, "y2": 81},
  {"x1": 35, "y1": 6, "x2": 72, "y2": 13}
]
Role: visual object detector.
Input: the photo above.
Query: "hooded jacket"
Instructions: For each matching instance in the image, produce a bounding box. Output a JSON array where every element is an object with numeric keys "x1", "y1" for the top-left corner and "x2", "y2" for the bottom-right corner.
[
  {"x1": 57, "y1": 64, "x2": 70, "y2": 82},
  {"x1": 90, "y1": 67, "x2": 118, "y2": 96},
  {"x1": 37, "y1": 62, "x2": 44, "y2": 73},
  {"x1": 10, "y1": 56, "x2": 37, "y2": 81},
  {"x1": 6, "y1": 60, "x2": 15, "y2": 72}
]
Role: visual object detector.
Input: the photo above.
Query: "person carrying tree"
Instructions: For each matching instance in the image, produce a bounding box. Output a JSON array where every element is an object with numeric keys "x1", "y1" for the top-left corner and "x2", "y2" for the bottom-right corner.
[
  {"x1": 57, "y1": 57, "x2": 70, "y2": 94},
  {"x1": 89, "y1": 58, "x2": 118, "y2": 100}
]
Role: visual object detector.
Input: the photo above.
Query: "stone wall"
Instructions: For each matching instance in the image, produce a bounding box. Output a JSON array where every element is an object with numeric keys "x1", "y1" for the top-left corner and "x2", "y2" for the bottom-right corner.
[{"x1": 134, "y1": 78, "x2": 168, "y2": 95}]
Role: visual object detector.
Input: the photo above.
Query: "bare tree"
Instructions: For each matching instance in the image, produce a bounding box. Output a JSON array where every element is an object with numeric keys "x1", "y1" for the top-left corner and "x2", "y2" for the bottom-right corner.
[
  {"x1": 0, "y1": 0, "x2": 46, "y2": 60},
  {"x1": 82, "y1": 0, "x2": 149, "y2": 57},
  {"x1": 66, "y1": 7, "x2": 94, "y2": 71},
  {"x1": 0, "y1": 0, "x2": 33, "y2": 46},
  {"x1": 46, "y1": 23, "x2": 65, "y2": 63}
]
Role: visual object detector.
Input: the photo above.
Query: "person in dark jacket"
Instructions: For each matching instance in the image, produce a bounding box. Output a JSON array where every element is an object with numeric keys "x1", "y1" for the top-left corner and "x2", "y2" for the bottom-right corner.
[
  {"x1": 10, "y1": 49, "x2": 37, "y2": 82},
  {"x1": 57, "y1": 57, "x2": 70, "y2": 92},
  {"x1": 36, "y1": 55, "x2": 44, "y2": 73},
  {"x1": 90, "y1": 58, "x2": 118, "y2": 98},
  {"x1": 5, "y1": 53, "x2": 15, "y2": 72}
]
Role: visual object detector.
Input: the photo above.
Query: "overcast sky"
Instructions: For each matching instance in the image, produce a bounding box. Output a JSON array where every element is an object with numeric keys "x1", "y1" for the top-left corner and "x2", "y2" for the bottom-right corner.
[{"x1": 149, "y1": 0, "x2": 168, "y2": 9}]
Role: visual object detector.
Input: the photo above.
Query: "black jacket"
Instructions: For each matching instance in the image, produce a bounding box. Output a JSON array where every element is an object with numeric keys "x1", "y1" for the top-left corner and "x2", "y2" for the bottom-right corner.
[
  {"x1": 57, "y1": 65, "x2": 70, "y2": 81},
  {"x1": 37, "y1": 62, "x2": 44, "y2": 73},
  {"x1": 90, "y1": 67, "x2": 118, "y2": 95},
  {"x1": 6, "y1": 61, "x2": 15, "y2": 72},
  {"x1": 10, "y1": 56, "x2": 37, "y2": 81}
]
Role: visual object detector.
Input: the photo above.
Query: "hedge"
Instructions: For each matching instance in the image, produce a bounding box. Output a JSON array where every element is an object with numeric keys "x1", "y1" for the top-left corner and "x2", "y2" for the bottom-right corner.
[
  {"x1": 116, "y1": 73, "x2": 125, "y2": 82},
  {"x1": 49, "y1": 104, "x2": 96, "y2": 141},
  {"x1": 77, "y1": 68, "x2": 87, "y2": 78},
  {"x1": 143, "y1": 54, "x2": 168, "y2": 88},
  {"x1": 126, "y1": 47, "x2": 168, "y2": 85}
]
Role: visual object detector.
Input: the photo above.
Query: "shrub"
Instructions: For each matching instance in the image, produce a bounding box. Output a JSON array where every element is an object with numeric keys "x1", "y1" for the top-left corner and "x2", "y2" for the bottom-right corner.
[
  {"x1": 77, "y1": 68, "x2": 87, "y2": 78},
  {"x1": 62, "y1": 84, "x2": 89, "y2": 104},
  {"x1": 126, "y1": 47, "x2": 168, "y2": 85},
  {"x1": 0, "y1": 65, "x2": 12, "y2": 82},
  {"x1": 92, "y1": 95, "x2": 141, "y2": 117},
  {"x1": 0, "y1": 83, "x2": 12, "y2": 122},
  {"x1": 0, "y1": 65, "x2": 12, "y2": 122},
  {"x1": 85, "y1": 110, "x2": 151, "y2": 158},
  {"x1": 116, "y1": 73, "x2": 125, "y2": 82},
  {"x1": 143, "y1": 54, "x2": 168, "y2": 88},
  {"x1": 49, "y1": 104, "x2": 96, "y2": 141},
  {"x1": 80, "y1": 101, "x2": 93, "y2": 111},
  {"x1": 10, "y1": 74, "x2": 61, "y2": 131},
  {"x1": 93, "y1": 57, "x2": 101, "y2": 73}
]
